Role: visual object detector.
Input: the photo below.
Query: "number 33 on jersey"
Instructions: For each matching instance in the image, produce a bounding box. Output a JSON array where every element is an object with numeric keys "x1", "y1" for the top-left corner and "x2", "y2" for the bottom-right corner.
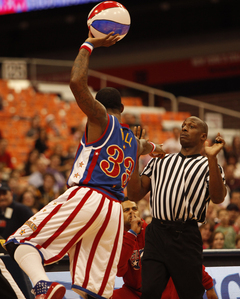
[{"x1": 67, "y1": 114, "x2": 138, "y2": 201}]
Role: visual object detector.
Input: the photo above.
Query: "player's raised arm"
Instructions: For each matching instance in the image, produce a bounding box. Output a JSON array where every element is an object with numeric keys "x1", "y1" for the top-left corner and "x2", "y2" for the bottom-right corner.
[{"x1": 69, "y1": 32, "x2": 120, "y2": 132}]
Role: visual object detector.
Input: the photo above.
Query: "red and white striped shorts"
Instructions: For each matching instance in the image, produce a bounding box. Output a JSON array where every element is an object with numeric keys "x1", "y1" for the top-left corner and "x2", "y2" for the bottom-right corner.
[{"x1": 7, "y1": 186, "x2": 124, "y2": 299}]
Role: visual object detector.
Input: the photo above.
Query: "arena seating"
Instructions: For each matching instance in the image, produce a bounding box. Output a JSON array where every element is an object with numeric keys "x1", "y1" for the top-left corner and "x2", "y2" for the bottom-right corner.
[{"x1": 0, "y1": 79, "x2": 190, "y2": 168}]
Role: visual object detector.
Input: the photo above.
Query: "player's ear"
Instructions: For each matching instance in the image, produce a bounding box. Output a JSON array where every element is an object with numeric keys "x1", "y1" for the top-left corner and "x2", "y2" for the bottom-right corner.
[{"x1": 120, "y1": 103, "x2": 124, "y2": 113}]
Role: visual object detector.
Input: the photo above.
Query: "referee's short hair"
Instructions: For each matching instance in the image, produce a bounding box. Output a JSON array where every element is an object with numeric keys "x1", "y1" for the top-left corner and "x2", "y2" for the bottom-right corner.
[
  {"x1": 96, "y1": 87, "x2": 122, "y2": 111},
  {"x1": 189, "y1": 116, "x2": 208, "y2": 135}
]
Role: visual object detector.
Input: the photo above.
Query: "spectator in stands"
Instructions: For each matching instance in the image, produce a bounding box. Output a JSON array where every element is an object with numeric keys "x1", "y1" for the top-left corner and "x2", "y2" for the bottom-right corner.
[
  {"x1": 162, "y1": 126, "x2": 181, "y2": 154},
  {"x1": 229, "y1": 189, "x2": 240, "y2": 210},
  {"x1": 64, "y1": 143, "x2": 77, "y2": 162},
  {"x1": 25, "y1": 114, "x2": 41, "y2": 139},
  {"x1": 47, "y1": 143, "x2": 73, "y2": 176},
  {"x1": 47, "y1": 143, "x2": 65, "y2": 163},
  {"x1": 225, "y1": 152, "x2": 240, "y2": 179},
  {"x1": 9, "y1": 168, "x2": 22, "y2": 180},
  {"x1": 37, "y1": 173, "x2": 59, "y2": 209},
  {"x1": 18, "y1": 190, "x2": 39, "y2": 214},
  {"x1": 22, "y1": 148, "x2": 40, "y2": 176},
  {"x1": 8, "y1": 169, "x2": 28, "y2": 201},
  {"x1": 0, "y1": 163, "x2": 11, "y2": 186},
  {"x1": 226, "y1": 203, "x2": 240, "y2": 233},
  {"x1": 64, "y1": 143, "x2": 77, "y2": 170},
  {"x1": 235, "y1": 235, "x2": 240, "y2": 249},
  {"x1": 22, "y1": 184, "x2": 42, "y2": 208},
  {"x1": 45, "y1": 114, "x2": 61, "y2": 138},
  {"x1": 61, "y1": 144, "x2": 77, "y2": 177},
  {"x1": 28, "y1": 156, "x2": 49, "y2": 189},
  {"x1": 0, "y1": 181, "x2": 33, "y2": 240},
  {"x1": 71, "y1": 118, "x2": 86, "y2": 141},
  {"x1": 137, "y1": 197, "x2": 150, "y2": 219},
  {"x1": 232, "y1": 135, "x2": 240, "y2": 163},
  {"x1": 34, "y1": 128, "x2": 49, "y2": 154},
  {"x1": 224, "y1": 152, "x2": 237, "y2": 168},
  {"x1": 210, "y1": 231, "x2": 225, "y2": 249},
  {"x1": 215, "y1": 208, "x2": 236, "y2": 249},
  {"x1": 9, "y1": 169, "x2": 27, "y2": 197},
  {"x1": 205, "y1": 202, "x2": 219, "y2": 224},
  {"x1": 199, "y1": 221, "x2": 215, "y2": 249},
  {"x1": 46, "y1": 154, "x2": 66, "y2": 192},
  {"x1": 7, "y1": 176, "x2": 22, "y2": 202},
  {"x1": 235, "y1": 214, "x2": 240, "y2": 235},
  {"x1": 224, "y1": 164, "x2": 240, "y2": 192},
  {"x1": 0, "y1": 138, "x2": 14, "y2": 171}
]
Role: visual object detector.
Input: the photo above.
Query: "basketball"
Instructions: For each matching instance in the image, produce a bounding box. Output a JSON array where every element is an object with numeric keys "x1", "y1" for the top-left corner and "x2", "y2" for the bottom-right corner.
[{"x1": 87, "y1": 1, "x2": 131, "y2": 41}]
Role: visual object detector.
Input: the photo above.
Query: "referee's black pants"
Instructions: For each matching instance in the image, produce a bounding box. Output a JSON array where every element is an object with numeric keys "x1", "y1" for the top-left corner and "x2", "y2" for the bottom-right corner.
[
  {"x1": 0, "y1": 263, "x2": 20, "y2": 299},
  {"x1": 141, "y1": 218, "x2": 204, "y2": 299}
]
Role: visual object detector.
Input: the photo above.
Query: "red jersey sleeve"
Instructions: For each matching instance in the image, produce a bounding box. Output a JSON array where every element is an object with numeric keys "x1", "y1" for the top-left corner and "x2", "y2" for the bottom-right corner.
[
  {"x1": 117, "y1": 231, "x2": 137, "y2": 277},
  {"x1": 202, "y1": 265, "x2": 213, "y2": 290}
]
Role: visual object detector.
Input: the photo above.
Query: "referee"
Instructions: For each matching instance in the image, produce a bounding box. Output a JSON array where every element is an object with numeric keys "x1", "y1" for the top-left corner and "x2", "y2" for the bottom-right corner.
[{"x1": 127, "y1": 116, "x2": 226, "y2": 299}]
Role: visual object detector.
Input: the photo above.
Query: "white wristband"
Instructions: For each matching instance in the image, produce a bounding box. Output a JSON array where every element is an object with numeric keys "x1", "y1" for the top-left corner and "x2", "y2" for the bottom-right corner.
[
  {"x1": 148, "y1": 142, "x2": 156, "y2": 154},
  {"x1": 79, "y1": 42, "x2": 94, "y2": 55}
]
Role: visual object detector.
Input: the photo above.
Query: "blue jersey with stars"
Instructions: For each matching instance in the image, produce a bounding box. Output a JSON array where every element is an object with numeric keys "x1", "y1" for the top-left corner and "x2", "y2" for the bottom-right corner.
[{"x1": 67, "y1": 114, "x2": 138, "y2": 201}]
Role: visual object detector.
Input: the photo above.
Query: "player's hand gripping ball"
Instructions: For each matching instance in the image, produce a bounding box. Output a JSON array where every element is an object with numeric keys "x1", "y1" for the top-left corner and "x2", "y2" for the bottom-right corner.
[{"x1": 87, "y1": 1, "x2": 131, "y2": 41}]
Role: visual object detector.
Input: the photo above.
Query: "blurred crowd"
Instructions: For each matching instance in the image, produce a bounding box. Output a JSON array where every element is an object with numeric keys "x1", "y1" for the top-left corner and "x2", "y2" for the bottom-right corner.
[
  {"x1": 0, "y1": 113, "x2": 84, "y2": 219},
  {"x1": 1, "y1": 112, "x2": 240, "y2": 250}
]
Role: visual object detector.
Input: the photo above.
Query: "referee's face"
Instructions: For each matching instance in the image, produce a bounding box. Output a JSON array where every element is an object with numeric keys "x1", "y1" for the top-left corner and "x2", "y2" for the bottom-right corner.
[
  {"x1": 180, "y1": 117, "x2": 206, "y2": 148},
  {"x1": 122, "y1": 200, "x2": 138, "y2": 229}
]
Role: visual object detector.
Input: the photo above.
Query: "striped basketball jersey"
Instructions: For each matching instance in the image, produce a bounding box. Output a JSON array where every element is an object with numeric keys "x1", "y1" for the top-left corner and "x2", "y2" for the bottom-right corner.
[
  {"x1": 67, "y1": 114, "x2": 138, "y2": 201},
  {"x1": 142, "y1": 152, "x2": 225, "y2": 223}
]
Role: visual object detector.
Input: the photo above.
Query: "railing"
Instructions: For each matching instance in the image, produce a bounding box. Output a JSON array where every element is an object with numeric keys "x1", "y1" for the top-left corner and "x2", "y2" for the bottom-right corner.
[
  {"x1": 88, "y1": 69, "x2": 178, "y2": 111},
  {"x1": 178, "y1": 96, "x2": 240, "y2": 120},
  {"x1": 0, "y1": 57, "x2": 178, "y2": 111},
  {"x1": 1, "y1": 57, "x2": 240, "y2": 120}
]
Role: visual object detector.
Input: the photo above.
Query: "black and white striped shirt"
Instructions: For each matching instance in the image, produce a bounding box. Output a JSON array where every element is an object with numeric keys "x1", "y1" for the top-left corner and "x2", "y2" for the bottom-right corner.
[{"x1": 141, "y1": 152, "x2": 225, "y2": 223}]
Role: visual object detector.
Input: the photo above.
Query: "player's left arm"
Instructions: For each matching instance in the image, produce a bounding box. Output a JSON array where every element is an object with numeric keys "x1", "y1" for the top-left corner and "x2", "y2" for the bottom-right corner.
[{"x1": 205, "y1": 133, "x2": 227, "y2": 204}]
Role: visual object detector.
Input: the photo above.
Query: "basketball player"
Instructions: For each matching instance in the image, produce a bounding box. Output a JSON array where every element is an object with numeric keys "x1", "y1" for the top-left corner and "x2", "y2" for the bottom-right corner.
[{"x1": 5, "y1": 32, "x2": 165, "y2": 299}]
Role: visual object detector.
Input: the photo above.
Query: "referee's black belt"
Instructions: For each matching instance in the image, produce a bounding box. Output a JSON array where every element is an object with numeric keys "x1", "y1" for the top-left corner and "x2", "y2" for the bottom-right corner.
[{"x1": 152, "y1": 217, "x2": 198, "y2": 227}]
